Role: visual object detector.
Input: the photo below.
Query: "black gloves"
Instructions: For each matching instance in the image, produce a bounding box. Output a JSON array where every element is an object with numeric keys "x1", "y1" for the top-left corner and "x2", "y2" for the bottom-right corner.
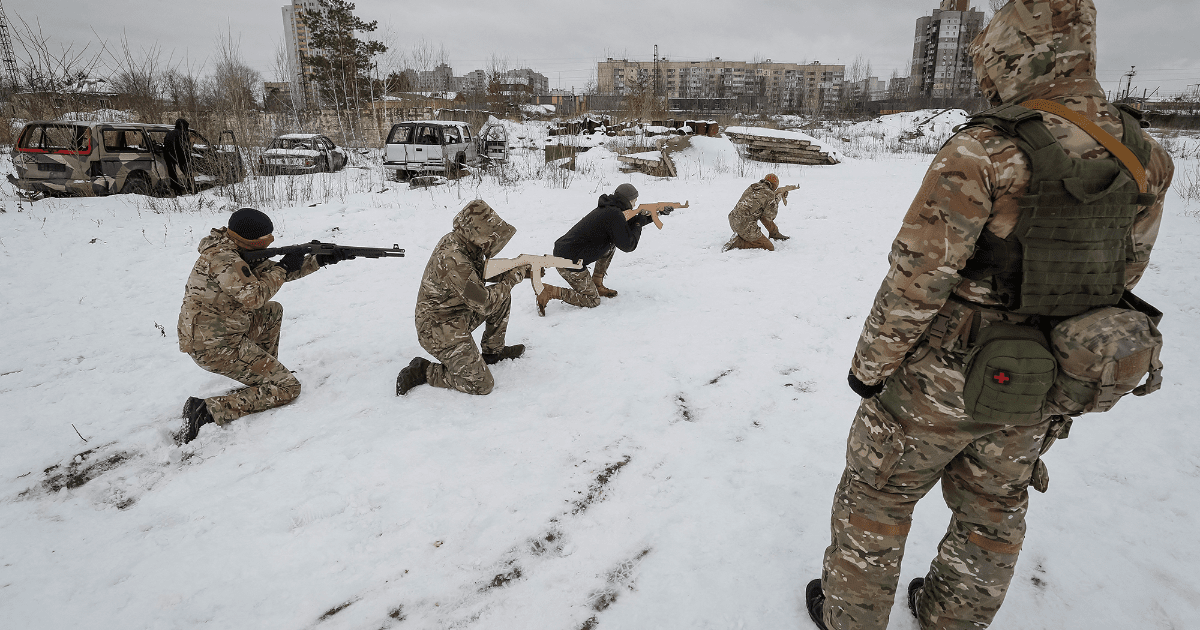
[
  {"x1": 629, "y1": 213, "x2": 654, "y2": 228},
  {"x1": 317, "y1": 248, "x2": 355, "y2": 267},
  {"x1": 848, "y1": 371, "x2": 885, "y2": 399},
  {"x1": 279, "y1": 251, "x2": 306, "y2": 273}
]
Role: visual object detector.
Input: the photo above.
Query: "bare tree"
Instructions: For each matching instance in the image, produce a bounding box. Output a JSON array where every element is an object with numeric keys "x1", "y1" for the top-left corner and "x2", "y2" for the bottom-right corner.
[
  {"x1": 102, "y1": 31, "x2": 174, "y2": 121},
  {"x1": 7, "y1": 13, "x2": 105, "y2": 119},
  {"x1": 207, "y1": 28, "x2": 260, "y2": 112}
]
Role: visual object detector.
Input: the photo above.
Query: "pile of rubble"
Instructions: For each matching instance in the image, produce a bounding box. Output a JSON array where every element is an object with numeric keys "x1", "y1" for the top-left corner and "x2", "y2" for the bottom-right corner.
[
  {"x1": 617, "y1": 149, "x2": 677, "y2": 177},
  {"x1": 724, "y1": 126, "x2": 839, "y2": 165}
]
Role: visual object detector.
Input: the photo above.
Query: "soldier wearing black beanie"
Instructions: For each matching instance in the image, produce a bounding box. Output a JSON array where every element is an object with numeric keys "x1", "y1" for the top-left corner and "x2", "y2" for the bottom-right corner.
[{"x1": 175, "y1": 207, "x2": 321, "y2": 444}]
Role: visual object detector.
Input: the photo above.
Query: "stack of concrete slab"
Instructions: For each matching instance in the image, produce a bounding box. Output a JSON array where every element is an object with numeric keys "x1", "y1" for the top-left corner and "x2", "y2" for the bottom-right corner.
[
  {"x1": 617, "y1": 149, "x2": 677, "y2": 177},
  {"x1": 724, "y1": 126, "x2": 839, "y2": 165}
]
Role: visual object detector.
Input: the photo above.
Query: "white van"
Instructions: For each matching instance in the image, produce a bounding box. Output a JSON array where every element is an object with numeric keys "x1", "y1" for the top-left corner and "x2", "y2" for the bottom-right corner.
[{"x1": 383, "y1": 120, "x2": 507, "y2": 179}]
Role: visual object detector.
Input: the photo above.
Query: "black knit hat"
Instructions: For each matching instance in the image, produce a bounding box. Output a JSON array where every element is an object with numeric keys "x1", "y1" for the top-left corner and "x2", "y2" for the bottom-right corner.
[
  {"x1": 228, "y1": 208, "x2": 273, "y2": 240},
  {"x1": 613, "y1": 183, "x2": 639, "y2": 209}
]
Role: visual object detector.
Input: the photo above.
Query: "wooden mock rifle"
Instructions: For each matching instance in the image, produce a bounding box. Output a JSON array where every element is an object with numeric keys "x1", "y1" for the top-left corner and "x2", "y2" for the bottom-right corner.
[
  {"x1": 633, "y1": 200, "x2": 689, "y2": 229},
  {"x1": 484, "y1": 254, "x2": 583, "y2": 294},
  {"x1": 774, "y1": 185, "x2": 799, "y2": 205}
]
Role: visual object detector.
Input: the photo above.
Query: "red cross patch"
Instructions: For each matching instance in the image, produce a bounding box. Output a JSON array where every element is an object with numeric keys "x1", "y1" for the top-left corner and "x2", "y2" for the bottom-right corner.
[{"x1": 993, "y1": 371, "x2": 1010, "y2": 384}]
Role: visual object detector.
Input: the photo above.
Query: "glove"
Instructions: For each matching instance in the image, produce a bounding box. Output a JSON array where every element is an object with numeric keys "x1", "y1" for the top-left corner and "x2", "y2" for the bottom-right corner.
[
  {"x1": 501, "y1": 264, "x2": 530, "y2": 287},
  {"x1": 628, "y1": 212, "x2": 654, "y2": 228},
  {"x1": 848, "y1": 370, "x2": 885, "y2": 399},
  {"x1": 317, "y1": 248, "x2": 355, "y2": 267},
  {"x1": 279, "y1": 251, "x2": 306, "y2": 273}
]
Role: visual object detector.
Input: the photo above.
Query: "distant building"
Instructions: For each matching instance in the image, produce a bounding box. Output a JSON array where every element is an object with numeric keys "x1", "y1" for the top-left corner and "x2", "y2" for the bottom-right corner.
[
  {"x1": 282, "y1": 1, "x2": 321, "y2": 79},
  {"x1": 282, "y1": 1, "x2": 322, "y2": 107},
  {"x1": 849, "y1": 76, "x2": 888, "y2": 102},
  {"x1": 910, "y1": 0, "x2": 985, "y2": 98},
  {"x1": 597, "y1": 57, "x2": 844, "y2": 112},
  {"x1": 417, "y1": 63, "x2": 455, "y2": 92}
]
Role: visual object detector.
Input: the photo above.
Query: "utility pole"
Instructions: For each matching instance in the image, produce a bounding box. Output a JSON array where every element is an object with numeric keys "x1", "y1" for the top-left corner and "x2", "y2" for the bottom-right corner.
[
  {"x1": 0, "y1": 0, "x2": 21, "y2": 91},
  {"x1": 1120, "y1": 65, "x2": 1136, "y2": 101}
]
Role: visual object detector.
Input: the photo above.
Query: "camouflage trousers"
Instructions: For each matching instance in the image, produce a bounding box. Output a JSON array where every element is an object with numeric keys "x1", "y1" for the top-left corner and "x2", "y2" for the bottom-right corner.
[
  {"x1": 821, "y1": 341, "x2": 1052, "y2": 630},
  {"x1": 554, "y1": 246, "x2": 614, "y2": 309},
  {"x1": 417, "y1": 291, "x2": 511, "y2": 395},
  {"x1": 728, "y1": 210, "x2": 767, "y2": 243},
  {"x1": 188, "y1": 301, "x2": 301, "y2": 425}
]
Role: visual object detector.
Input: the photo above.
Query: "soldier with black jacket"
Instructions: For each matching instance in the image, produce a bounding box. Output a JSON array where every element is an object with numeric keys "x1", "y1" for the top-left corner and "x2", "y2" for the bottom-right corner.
[
  {"x1": 536, "y1": 184, "x2": 653, "y2": 316},
  {"x1": 163, "y1": 118, "x2": 193, "y2": 195}
]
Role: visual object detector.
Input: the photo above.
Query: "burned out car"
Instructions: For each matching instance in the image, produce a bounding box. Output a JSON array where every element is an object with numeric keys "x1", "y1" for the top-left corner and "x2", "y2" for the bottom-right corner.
[
  {"x1": 256, "y1": 133, "x2": 348, "y2": 175},
  {"x1": 8, "y1": 121, "x2": 244, "y2": 198},
  {"x1": 383, "y1": 120, "x2": 507, "y2": 180}
]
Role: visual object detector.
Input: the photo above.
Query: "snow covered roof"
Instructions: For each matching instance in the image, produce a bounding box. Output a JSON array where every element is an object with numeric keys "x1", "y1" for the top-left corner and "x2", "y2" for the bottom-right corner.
[
  {"x1": 277, "y1": 133, "x2": 323, "y2": 139},
  {"x1": 60, "y1": 78, "x2": 118, "y2": 95}
]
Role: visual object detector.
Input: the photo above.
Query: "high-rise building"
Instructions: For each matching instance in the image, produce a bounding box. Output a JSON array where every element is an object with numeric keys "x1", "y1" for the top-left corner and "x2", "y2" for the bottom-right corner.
[
  {"x1": 597, "y1": 58, "x2": 844, "y2": 112},
  {"x1": 282, "y1": 1, "x2": 322, "y2": 80},
  {"x1": 910, "y1": 0, "x2": 985, "y2": 98}
]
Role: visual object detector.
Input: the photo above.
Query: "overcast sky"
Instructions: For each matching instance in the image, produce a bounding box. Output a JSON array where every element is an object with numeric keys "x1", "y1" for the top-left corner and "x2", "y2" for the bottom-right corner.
[{"x1": 7, "y1": 0, "x2": 1199, "y2": 97}]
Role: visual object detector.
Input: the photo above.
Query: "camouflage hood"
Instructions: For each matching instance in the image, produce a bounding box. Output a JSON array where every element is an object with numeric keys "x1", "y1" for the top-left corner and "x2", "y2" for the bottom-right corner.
[
  {"x1": 452, "y1": 200, "x2": 515, "y2": 258},
  {"x1": 969, "y1": 0, "x2": 1105, "y2": 106}
]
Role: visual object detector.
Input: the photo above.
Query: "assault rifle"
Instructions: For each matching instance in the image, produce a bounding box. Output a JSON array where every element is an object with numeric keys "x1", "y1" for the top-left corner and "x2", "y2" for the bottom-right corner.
[
  {"x1": 774, "y1": 185, "x2": 799, "y2": 205},
  {"x1": 241, "y1": 240, "x2": 405, "y2": 263},
  {"x1": 485, "y1": 254, "x2": 583, "y2": 294},
  {"x1": 633, "y1": 200, "x2": 689, "y2": 229}
]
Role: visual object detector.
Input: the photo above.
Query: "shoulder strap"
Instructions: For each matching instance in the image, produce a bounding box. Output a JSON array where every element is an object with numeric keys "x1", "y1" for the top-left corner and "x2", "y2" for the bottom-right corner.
[{"x1": 1020, "y1": 99, "x2": 1148, "y2": 193}]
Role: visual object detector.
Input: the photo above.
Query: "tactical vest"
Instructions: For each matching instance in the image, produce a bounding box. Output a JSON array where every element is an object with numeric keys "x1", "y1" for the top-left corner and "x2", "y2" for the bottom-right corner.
[{"x1": 958, "y1": 103, "x2": 1158, "y2": 318}]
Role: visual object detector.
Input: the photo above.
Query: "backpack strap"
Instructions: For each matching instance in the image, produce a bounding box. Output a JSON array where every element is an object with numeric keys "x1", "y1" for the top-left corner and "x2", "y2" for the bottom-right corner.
[{"x1": 1020, "y1": 99, "x2": 1148, "y2": 194}]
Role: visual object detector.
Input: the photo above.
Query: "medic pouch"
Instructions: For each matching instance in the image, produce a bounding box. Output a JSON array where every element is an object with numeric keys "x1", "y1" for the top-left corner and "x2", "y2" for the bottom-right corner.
[
  {"x1": 1046, "y1": 291, "x2": 1163, "y2": 416},
  {"x1": 963, "y1": 322, "x2": 1057, "y2": 425}
]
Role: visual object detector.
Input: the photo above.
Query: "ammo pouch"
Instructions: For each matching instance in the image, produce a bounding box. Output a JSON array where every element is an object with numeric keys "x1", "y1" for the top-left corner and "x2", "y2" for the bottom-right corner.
[
  {"x1": 1045, "y1": 292, "x2": 1164, "y2": 416},
  {"x1": 963, "y1": 323, "x2": 1057, "y2": 425}
]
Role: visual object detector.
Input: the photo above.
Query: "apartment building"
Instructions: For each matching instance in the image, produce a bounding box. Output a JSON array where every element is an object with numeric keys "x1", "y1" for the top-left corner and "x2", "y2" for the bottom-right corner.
[
  {"x1": 597, "y1": 58, "x2": 844, "y2": 111},
  {"x1": 910, "y1": 0, "x2": 985, "y2": 98},
  {"x1": 282, "y1": 1, "x2": 322, "y2": 79}
]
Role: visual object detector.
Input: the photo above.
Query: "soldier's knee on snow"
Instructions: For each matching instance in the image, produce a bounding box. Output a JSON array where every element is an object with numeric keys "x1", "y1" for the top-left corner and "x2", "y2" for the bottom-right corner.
[
  {"x1": 468, "y1": 372, "x2": 495, "y2": 395},
  {"x1": 278, "y1": 374, "x2": 302, "y2": 403}
]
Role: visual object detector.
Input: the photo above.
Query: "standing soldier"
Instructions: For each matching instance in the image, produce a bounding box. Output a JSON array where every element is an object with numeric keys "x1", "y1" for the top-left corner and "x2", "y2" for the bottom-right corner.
[
  {"x1": 163, "y1": 118, "x2": 193, "y2": 195},
  {"x1": 806, "y1": 2, "x2": 1174, "y2": 629},
  {"x1": 396, "y1": 200, "x2": 529, "y2": 396},
  {"x1": 177, "y1": 208, "x2": 330, "y2": 444},
  {"x1": 536, "y1": 183, "x2": 653, "y2": 315},
  {"x1": 722, "y1": 173, "x2": 789, "y2": 252}
]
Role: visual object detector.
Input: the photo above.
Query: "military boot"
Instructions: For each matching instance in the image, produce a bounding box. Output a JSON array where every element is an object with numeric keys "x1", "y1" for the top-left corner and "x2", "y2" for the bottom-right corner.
[
  {"x1": 178, "y1": 400, "x2": 214, "y2": 445},
  {"x1": 396, "y1": 357, "x2": 431, "y2": 396},
  {"x1": 593, "y1": 274, "x2": 618, "y2": 298},
  {"x1": 805, "y1": 579, "x2": 828, "y2": 630},
  {"x1": 483, "y1": 344, "x2": 525, "y2": 365},
  {"x1": 907, "y1": 577, "x2": 925, "y2": 620},
  {"x1": 181, "y1": 396, "x2": 205, "y2": 418},
  {"x1": 536, "y1": 284, "x2": 562, "y2": 317}
]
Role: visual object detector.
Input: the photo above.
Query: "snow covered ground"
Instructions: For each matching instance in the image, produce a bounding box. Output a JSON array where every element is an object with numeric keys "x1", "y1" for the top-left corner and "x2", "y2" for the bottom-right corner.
[{"x1": 2, "y1": 133, "x2": 1199, "y2": 630}]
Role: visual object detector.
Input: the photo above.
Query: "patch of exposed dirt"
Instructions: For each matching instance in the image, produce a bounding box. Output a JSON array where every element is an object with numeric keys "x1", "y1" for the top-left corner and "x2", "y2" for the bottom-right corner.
[{"x1": 571, "y1": 456, "x2": 631, "y2": 515}]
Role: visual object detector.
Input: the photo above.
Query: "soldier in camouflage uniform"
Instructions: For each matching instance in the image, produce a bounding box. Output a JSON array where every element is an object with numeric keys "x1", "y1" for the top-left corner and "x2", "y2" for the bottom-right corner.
[
  {"x1": 396, "y1": 200, "x2": 529, "y2": 396},
  {"x1": 723, "y1": 173, "x2": 790, "y2": 251},
  {"x1": 177, "y1": 208, "x2": 325, "y2": 444},
  {"x1": 806, "y1": 2, "x2": 1174, "y2": 629}
]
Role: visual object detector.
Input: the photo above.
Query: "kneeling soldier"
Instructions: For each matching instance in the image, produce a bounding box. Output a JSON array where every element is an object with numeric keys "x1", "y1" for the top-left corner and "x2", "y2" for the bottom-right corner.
[
  {"x1": 177, "y1": 208, "x2": 323, "y2": 443},
  {"x1": 536, "y1": 183, "x2": 652, "y2": 314},
  {"x1": 397, "y1": 200, "x2": 529, "y2": 396},
  {"x1": 723, "y1": 173, "x2": 789, "y2": 251}
]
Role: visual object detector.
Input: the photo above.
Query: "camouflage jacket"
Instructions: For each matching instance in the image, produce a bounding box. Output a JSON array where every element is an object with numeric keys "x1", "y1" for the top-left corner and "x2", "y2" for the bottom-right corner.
[
  {"x1": 729, "y1": 180, "x2": 779, "y2": 226},
  {"x1": 851, "y1": 0, "x2": 1174, "y2": 386},
  {"x1": 178, "y1": 228, "x2": 318, "y2": 353},
  {"x1": 415, "y1": 200, "x2": 524, "y2": 333}
]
